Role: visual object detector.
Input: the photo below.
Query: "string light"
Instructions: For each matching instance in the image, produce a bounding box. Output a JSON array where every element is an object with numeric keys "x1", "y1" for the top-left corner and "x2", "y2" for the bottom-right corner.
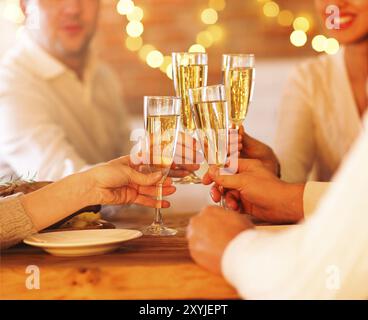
[
  {"x1": 196, "y1": 30, "x2": 214, "y2": 48},
  {"x1": 138, "y1": 44, "x2": 156, "y2": 61},
  {"x1": 146, "y1": 50, "x2": 164, "y2": 68},
  {"x1": 127, "y1": 6, "x2": 144, "y2": 21},
  {"x1": 263, "y1": 1, "x2": 280, "y2": 18},
  {"x1": 125, "y1": 36, "x2": 143, "y2": 51},
  {"x1": 312, "y1": 35, "x2": 327, "y2": 52},
  {"x1": 290, "y1": 30, "x2": 307, "y2": 47},
  {"x1": 201, "y1": 8, "x2": 218, "y2": 25},
  {"x1": 188, "y1": 44, "x2": 206, "y2": 53},
  {"x1": 117, "y1": 0, "x2": 135, "y2": 15},
  {"x1": 126, "y1": 21, "x2": 144, "y2": 37},
  {"x1": 324, "y1": 38, "x2": 340, "y2": 55},
  {"x1": 293, "y1": 16, "x2": 310, "y2": 32}
]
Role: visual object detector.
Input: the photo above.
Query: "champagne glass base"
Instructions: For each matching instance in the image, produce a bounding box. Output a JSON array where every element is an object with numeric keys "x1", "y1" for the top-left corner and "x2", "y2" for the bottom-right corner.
[
  {"x1": 174, "y1": 173, "x2": 202, "y2": 185},
  {"x1": 142, "y1": 223, "x2": 178, "y2": 236}
]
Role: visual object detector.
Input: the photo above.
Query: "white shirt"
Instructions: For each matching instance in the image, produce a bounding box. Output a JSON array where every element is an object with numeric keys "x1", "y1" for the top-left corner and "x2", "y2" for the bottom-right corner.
[
  {"x1": 222, "y1": 114, "x2": 368, "y2": 299},
  {"x1": 275, "y1": 48, "x2": 363, "y2": 183},
  {"x1": 0, "y1": 33, "x2": 131, "y2": 181}
]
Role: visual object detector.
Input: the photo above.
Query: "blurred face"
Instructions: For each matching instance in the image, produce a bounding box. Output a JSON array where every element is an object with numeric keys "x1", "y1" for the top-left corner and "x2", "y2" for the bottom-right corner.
[
  {"x1": 24, "y1": 0, "x2": 100, "y2": 58},
  {"x1": 315, "y1": 0, "x2": 368, "y2": 44}
]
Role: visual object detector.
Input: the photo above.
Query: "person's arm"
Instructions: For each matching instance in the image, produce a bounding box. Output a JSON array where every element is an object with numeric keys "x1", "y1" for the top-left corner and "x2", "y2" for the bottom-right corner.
[
  {"x1": 0, "y1": 194, "x2": 37, "y2": 250},
  {"x1": 0, "y1": 91, "x2": 90, "y2": 180},
  {"x1": 222, "y1": 125, "x2": 368, "y2": 299},
  {"x1": 1, "y1": 156, "x2": 176, "y2": 249},
  {"x1": 274, "y1": 65, "x2": 316, "y2": 183}
]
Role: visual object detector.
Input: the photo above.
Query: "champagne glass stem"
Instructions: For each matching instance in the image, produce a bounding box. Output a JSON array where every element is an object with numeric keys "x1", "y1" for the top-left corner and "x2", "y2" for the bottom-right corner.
[
  {"x1": 153, "y1": 183, "x2": 163, "y2": 225},
  {"x1": 220, "y1": 194, "x2": 227, "y2": 208}
]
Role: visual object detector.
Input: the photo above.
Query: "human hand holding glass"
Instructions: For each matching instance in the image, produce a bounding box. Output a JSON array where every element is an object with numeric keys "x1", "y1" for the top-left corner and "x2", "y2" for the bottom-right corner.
[
  {"x1": 142, "y1": 96, "x2": 181, "y2": 236},
  {"x1": 189, "y1": 84, "x2": 229, "y2": 207}
]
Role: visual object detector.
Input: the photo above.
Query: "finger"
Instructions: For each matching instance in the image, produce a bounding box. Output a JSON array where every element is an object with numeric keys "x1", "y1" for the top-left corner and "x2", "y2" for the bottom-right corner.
[
  {"x1": 168, "y1": 169, "x2": 191, "y2": 178},
  {"x1": 202, "y1": 172, "x2": 213, "y2": 185},
  {"x1": 107, "y1": 155, "x2": 131, "y2": 166},
  {"x1": 125, "y1": 167, "x2": 163, "y2": 186},
  {"x1": 134, "y1": 195, "x2": 171, "y2": 208},
  {"x1": 210, "y1": 185, "x2": 221, "y2": 203},
  {"x1": 138, "y1": 185, "x2": 176, "y2": 196},
  {"x1": 225, "y1": 190, "x2": 240, "y2": 211},
  {"x1": 208, "y1": 166, "x2": 243, "y2": 189}
]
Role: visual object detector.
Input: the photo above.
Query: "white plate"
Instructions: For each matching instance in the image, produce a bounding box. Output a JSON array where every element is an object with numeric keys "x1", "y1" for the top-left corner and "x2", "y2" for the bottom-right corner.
[{"x1": 24, "y1": 229, "x2": 142, "y2": 257}]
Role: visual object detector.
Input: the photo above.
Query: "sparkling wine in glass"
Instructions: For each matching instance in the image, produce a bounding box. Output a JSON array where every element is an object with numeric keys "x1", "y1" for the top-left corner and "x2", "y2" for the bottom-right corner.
[
  {"x1": 222, "y1": 54, "x2": 255, "y2": 130},
  {"x1": 142, "y1": 96, "x2": 181, "y2": 236},
  {"x1": 172, "y1": 52, "x2": 208, "y2": 184},
  {"x1": 189, "y1": 85, "x2": 229, "y2": 207}
]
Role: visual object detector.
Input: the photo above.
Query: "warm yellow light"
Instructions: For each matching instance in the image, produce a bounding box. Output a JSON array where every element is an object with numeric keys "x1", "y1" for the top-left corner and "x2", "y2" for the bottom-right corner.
[
  {"x1": 125, "y1": 36, "x2": 143, "y2": 51},
  {"x1": 3, "y1": 3, "x2": 25, "y2": 24},
  {"x1": 117, "y1": 0, "x2": 135, "y2": 15},
  {"x1": 201, "y1": 8, "x2": 218, "y2": 25},
  {"x1": 166, "y1": 63, "x2": 173, "y2": 80},
  {"x1": 311, "y1": 35, "x2": 327, "y2": 52},
  {"x1": 188, "y1": 44, "x2": 206, "y2": 53},
  {"x1": 160, "y1": 56, "x2": 172, "y2": 73},
  {"x1": 146, "y1": 50, "x2": 164, "y2": 68},
  {"x1": 263, "y1": 1, "x2": 279, "y2": 18},
  {"x1": 277, "y1": 10, "x2": 294, "y2": 26},
  {"x1": 209, "y1": 0, "x2": 226, "y2": 11},
  {"x1": 139, "y1": 44, "x2": 156, "y2": 61},
  {"x1": 207, "y1": 25, "x2": 224, "y2": 42},
  {"x1": 293, "y1": 16, "x2": 310, "y2": 32},
  {"x1": 126, "y1": 21, "x2": 144, "y2": 37},
  {"x1": 196, "y1": 30, "x2": 214, "y2": 48},
  {"x1": 325, "y1": 38, "x2": 340, "y2": 55},
  {"x1": 290, "y1": 30, "x2": 307, "y2": 47},
  {"x1": 127, "y1": 6, "x2": 144, "y2": 21}
]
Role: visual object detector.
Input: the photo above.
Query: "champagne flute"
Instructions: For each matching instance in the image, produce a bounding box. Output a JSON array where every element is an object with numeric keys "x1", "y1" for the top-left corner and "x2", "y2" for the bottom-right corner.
[
  {"x1": 222, "y1": 54, "x2": 255, "y2": 130},
  {"x1": 188, "y1": 85, "x2": 229, "y2": 207},
  {"x1": 142, "y1": 96, "x2": 181, "y2": 236},
  {"x1": 172, "y1": 52, "x2": 208, "y2": 184}
]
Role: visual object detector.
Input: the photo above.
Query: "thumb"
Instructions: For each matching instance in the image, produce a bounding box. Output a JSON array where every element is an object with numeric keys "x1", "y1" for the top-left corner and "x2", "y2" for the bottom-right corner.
[
  {"x1": 124, "y1": 167, "x2": 162, "y2": 186},
  {"x1": 208, "y1": 165, "x2": 243, "y2": 189}
]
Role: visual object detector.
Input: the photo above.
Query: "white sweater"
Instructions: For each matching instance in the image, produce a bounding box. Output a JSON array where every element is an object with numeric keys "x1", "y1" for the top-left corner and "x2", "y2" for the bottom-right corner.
[{"x1": 222, "y1": 115, "x2": 368, "y2": 299}]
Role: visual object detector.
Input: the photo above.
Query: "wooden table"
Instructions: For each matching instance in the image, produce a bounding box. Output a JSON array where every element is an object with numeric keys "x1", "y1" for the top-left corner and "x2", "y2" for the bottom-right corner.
[{"x1": 0, "y1": 209, "x2": 239, "y2": 300}]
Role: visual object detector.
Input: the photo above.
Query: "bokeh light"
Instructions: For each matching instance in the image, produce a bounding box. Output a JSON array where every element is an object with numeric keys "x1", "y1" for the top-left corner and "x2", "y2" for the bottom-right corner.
[
  {"x1": 166, "y1": 63, "x2": 173, "y2": 80},
  {"x1": 324, "y1": 38, "x2": 340, "y2": 55},
  {"x1": 201, "y1": 8, "x2": 218, "y2": 25},
  {"x1": 293, "y1": 16, "x2": 310, "y2": 32},
  {"x1": 207, "y1": 25, "x2": 224, "y2": 42},
  {"x1": 196, "y1": 30, "x2": 214, "y2": 48},
  {"x1": 290, "y1": 30, "x2": 307, "y2": 47},
  {"x1": 117, "y1": 0, "x2": 135, "y2": 15},
  {"x1": 125, "y1": 36, "x2": 143, "y2": 51},
  {"x1": 127, "y1": 6, "x2": 144, "y2": 22},
  {"x1": 311, "y1": 35, "x2": 327, "y2": 52},
  {"x1": 146, "y1": 50, "x2": 164, "y2": 68},
  {"x1": 263, "y1": 1, "x2": 280, "y2": 18},
  {"x1": 126, "y1": 21, "x2": 144, "y2": 37},
  {"x1": 160, "y1": 56, "x2": 172, "y2": 73},
  {"x1": 139, "y1": 44, "x2": 156, "y2": 61},
  {"x1": 188, "y1": 44, "x2": 206, "y2": 53}
]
